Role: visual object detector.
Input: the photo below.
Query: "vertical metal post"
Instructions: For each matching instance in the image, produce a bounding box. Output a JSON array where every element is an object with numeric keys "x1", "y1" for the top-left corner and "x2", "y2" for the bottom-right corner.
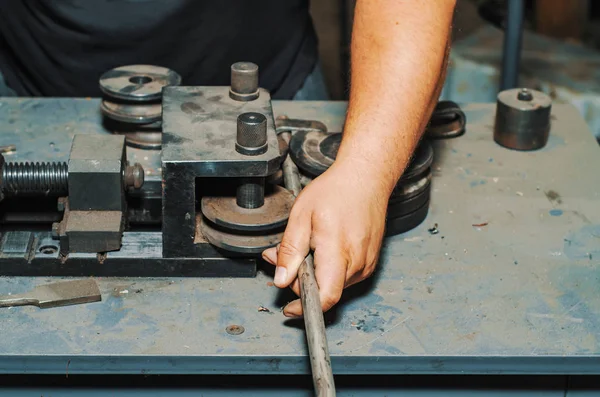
[{"x1": 500, "y1": 0, "x2": 525, "y2": 90}]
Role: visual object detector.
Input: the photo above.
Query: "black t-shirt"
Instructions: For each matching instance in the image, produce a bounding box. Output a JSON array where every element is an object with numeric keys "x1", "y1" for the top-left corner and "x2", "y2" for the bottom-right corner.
[{"x1": 0, "y1": 0, "x2": 318, "y2": 99}]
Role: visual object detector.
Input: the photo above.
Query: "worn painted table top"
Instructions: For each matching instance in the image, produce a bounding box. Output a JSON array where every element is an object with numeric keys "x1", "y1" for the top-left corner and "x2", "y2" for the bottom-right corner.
[{"x1": 0, "y1": 98, "x2": 599, "y2": 375}]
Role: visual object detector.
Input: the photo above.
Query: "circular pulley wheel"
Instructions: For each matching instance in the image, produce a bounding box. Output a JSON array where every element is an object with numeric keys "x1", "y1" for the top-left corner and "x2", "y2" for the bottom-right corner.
[
  {"x1": 387, "y1": 183, "x2": 431, "y2": 219},
  {"x1": 289, "y1": 130, "x2": 335, "y2": 178},
  {"x1": 101, "y1": 100, "x2": 162, "y2": 124},
  {"x1": 289, "y1": 130, "x2": 433, "y2": 183},
  {"x1": 385, "y1": 199, "x2": 430, "y2": 237},
  {"x1": 201, "y1": 186, "x2": 294, "y2": 232},
  {"x1": 112, "y1": 131, "x2": 162, "y2": 150},
  {"x1": 389, "y1": 172, "x2": 431, "y2": 203},
  {"x1": 99, "y1": 65, "x2": 181, "y2": 102},
  {"x1": 200, "y1": 217, "x2": 284, "y2": 255},
  {"x1": 400, "y1": 140, "x2": 434, "y2": 182}
]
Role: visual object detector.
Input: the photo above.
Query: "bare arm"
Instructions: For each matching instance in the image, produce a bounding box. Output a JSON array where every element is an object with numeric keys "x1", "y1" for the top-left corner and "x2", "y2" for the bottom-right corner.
[
  {"x1": 263, "y1": 0, "x2": 456, "y2": 316},
  {"x1": 339, "y1": 0, "x2": 455, "y2": 196}
]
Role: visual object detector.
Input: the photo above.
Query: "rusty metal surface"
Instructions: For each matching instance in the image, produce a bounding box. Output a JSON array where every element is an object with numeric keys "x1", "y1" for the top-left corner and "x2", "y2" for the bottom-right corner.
[
  {"x1": 0, "y1": 100, "x2": 598, "y2": 375},
  {"x1": 201, "y1": 186, "x2": 294, "y2": 232},
  {"x1": 161, "y1": 86, "x2": 282, "y2": 176}
]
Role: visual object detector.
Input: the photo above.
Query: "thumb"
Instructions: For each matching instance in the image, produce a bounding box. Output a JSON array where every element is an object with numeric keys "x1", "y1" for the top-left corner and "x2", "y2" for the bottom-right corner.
[{"x1": 274, "y1": 207, "x2": 312, "y2": 288}]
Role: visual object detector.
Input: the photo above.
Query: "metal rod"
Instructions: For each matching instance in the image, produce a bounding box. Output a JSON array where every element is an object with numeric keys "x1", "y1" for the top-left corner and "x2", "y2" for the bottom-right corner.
[
  {"x1": 280, "y1": 132, "x2": 336, "y2": 397},
  {"x1": 236, "y1": 177, "x2": 265, "y2": 209},
  {"x1": 500, "y1": 0, "x2": 525, "y2": 90}
]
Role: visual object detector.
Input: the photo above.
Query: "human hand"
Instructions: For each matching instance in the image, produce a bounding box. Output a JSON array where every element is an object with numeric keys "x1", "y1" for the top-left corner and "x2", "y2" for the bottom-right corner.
[{"x1": 262, "y1": 160, "x2": 390, "y2": 317}]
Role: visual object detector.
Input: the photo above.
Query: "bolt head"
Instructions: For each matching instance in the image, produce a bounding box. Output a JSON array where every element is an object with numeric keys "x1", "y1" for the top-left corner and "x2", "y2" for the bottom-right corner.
[
  {"x1": 52, "y1": 222, "x2": 61, "y2": 238},
  {"x1": 517, "y1": 88, "x2": 533, "y2": 101}
]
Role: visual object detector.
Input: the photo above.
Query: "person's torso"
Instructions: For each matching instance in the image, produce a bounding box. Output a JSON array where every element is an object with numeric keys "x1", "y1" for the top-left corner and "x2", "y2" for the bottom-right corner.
[{"x1": 0, "y1": 0, "x2": 317, "y2": 99}]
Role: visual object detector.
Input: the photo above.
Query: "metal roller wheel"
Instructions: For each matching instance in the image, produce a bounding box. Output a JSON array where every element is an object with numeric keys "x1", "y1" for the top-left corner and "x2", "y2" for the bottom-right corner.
[
  {"x1": 386, "y1": 183, "x2": 431, "y2": 219},
  {"x1": 385, "y1": 199, "x2": 430, "y2": 237},
  {"x1": 199, "y1": 217, "x2": 284, "y2": 255},
  {"x1": 290, "y1": 130, "x2": 433, "y2": 184},
  {"x1": 99, "y1": 65, "x2": 181, "y2": 102},
  {"x1": 201, "y1": 186, "x2": 295, "y2": 232},
  {"x1": 389, "y1": 172, "x2": 431, "y2": 203},
  {"x1": 101, "y1": 100, "x2": 162, "y2": 124}
]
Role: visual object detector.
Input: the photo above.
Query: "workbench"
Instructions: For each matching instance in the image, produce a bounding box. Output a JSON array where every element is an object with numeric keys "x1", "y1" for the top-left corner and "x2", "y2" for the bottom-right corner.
[{"x1": 0, "y1": 98, "x2": 599, "y2": 395}]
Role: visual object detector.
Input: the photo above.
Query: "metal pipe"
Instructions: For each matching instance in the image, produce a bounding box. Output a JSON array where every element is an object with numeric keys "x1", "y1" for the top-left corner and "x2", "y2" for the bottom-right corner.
[
  {"x1": 500, "y1": 0, "x2": 525, "y2": 90},
  {"x1": 280, "y1": 132, "x2": 336, "y2": 397}
]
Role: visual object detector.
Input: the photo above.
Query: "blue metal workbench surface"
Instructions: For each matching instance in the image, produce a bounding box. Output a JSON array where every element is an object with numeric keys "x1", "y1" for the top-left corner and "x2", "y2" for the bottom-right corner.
[{"x1": 0, "y1": 98, "x2": 598, "y2": 375}]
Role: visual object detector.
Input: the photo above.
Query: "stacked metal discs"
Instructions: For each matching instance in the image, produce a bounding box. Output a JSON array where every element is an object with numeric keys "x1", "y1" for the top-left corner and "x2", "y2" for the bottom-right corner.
[
  {"x1": 384, "y1": 142, "x2": 433, "y2": 236},
  {"x1": 99, "y1": 65, "x2": 182, "y2": 149},
  {"x1": 288, "y1": 130, "x2": 433, "y2": 237}
]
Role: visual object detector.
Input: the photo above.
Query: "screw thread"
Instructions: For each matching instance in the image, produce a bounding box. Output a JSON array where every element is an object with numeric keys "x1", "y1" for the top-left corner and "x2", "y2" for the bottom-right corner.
[{"x1": 2, "y1": 162, "x2": 68, "y2": 195}]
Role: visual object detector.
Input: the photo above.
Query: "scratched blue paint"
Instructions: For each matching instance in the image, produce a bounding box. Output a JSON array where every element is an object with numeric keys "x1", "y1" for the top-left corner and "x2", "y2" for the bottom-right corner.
[
  {"x1": 91, "y1": 294, "x2": 132, "y2": 329},
  {"x1": 557, "y1": 290, "x2": 600, "y2": 343},
  {"x1": 466, "y1": 153, "x2": 472, "y2": 157},
  {"x1": 488, "y1": 158, "x2": 493, "y2": 162},
  {"x1": 543, "y1": 134, "x2": 566, "y2": 151},
  {"x1": 351, "y1": 292, "x2": 404, "y2": 317},
  {"x1": 451, "y1": 148, "x2": 458, "y2": 154},
  {"x1": 549, "y1": 209, "x2": 563, "y2": 216},
  {"x1": 369, "y1": 341, "x2": 404, "y2": 355},
  {"x1": 563, "y1": 225, "x2": 600, "y2": 260},
  {"x1": 1, "y1": 329, "x2": 72, "y2": 354},
  {"x1": 470, "y1": 179, "x2": 486, "y2": 187}
]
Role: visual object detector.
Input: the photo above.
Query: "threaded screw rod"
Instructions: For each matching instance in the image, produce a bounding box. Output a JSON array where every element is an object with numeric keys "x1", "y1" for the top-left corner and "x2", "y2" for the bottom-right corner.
[{"x1": 1, "y1": 161, "x2": 69, "y2": 195}]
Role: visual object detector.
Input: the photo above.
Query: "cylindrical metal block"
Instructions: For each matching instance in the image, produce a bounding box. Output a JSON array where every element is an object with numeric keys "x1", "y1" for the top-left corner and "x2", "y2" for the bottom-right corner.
[
  {"x1": 230, "y1": 62, "x2": 259, "y2": 101},
  {"x1": 494, "y1": 88, "x2": 552, "y2": 150},
  {"x1": 236, "y1": 178, "x2": 265, "y2": 209},
  {"x1": 236, "y1": 112, "x2": 268, "y2": 156}
]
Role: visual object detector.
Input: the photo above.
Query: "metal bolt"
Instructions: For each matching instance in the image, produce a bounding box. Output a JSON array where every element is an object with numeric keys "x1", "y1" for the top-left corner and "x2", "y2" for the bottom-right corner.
[
  {"x1": 226, "y1": 324, "x2": 245, "y2": 335},
  {"x1": 229, "y1": 62, "x2": 259, "y2": 101},
  {"x1": 236, "y1": 112, "x2": 268, "y2": 156},
  {"x1": 57, "y1": 197, "x2": 67, "y2": 212},
  {"x1": 123, "y1": 162, "x2": 145, "y2": 189},
  {"x1": 517, "y1": 88, "x2": 533, "y2": 101},
  {"x1": 51, "y1": 222, "x2": 61, "y2": 238}
]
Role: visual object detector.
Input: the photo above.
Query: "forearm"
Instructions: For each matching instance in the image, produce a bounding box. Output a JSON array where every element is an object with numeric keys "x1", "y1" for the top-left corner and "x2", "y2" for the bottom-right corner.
[{"x1": 336, "y1": 0, "x2": 456, "y2": 195}]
